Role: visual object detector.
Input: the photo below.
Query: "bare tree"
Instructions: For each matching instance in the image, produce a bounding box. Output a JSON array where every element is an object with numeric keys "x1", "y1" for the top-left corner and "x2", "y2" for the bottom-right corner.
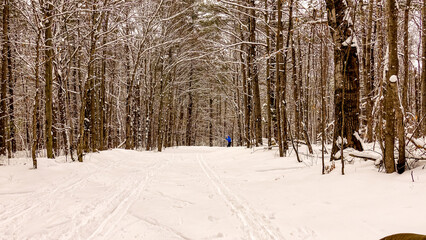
[
  {"x1": 384, "y1": 0, "x2": 398, "y2": 173},
  {"x1": 325, "y1": 0, "x2": 363, "y2": 166}
]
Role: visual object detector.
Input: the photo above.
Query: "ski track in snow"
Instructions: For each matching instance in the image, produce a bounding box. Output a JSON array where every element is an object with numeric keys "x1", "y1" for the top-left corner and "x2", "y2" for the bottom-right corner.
[
  {"x1": 0, "y1": 161, "x2": 107, "y2": 230},
  {"x1": 129, "y1": 214, "x2": 191, "y2": 240},
  {"x1": 87, "y1": 159, "x2": 168, "y2": 240},
  {"x1": 0, "y1": 153, "x2": 168, "y2": 240},
  {"x1": 197, "y1": 153, "x2": 285, "y2": 240}
]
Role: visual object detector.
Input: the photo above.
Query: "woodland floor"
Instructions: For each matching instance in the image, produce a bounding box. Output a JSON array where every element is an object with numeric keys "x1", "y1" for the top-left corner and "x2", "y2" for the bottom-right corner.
[{"x1": 0, "y1": 145, "x2": 425, "y2": 240}]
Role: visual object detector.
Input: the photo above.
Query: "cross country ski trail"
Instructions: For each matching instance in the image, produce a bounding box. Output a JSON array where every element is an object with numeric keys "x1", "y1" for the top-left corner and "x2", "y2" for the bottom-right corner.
[
  {"x1": 197, "y1": 153, "x2": 285, "y2": 240},
  {"x1": 0, "y1": 159, "x2": 114, "y2": 232},
  {"x1": 87, "y1": 159, "x2": 168, "y2": 240},
  {"x1": 0, "y1": 152, "x2": 167, "y2": 240}
]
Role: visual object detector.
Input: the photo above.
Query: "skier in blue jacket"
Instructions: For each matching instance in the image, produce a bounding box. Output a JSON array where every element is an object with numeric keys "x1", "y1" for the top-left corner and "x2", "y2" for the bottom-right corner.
[{"x1": 226, "y1": 136, "x2": 232, "y2": 147}]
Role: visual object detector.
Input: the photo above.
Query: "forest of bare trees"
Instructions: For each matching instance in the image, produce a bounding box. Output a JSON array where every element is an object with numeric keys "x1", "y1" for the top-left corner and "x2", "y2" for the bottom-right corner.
[{"x1": 0, "y1": 0, "x2": 425, "y2": 174}]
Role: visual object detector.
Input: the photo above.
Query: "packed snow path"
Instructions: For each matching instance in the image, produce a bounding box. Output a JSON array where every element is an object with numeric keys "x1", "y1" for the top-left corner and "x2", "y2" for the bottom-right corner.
[{"x1": 1, "y1": 146, "x2": 425, "y2": 240}]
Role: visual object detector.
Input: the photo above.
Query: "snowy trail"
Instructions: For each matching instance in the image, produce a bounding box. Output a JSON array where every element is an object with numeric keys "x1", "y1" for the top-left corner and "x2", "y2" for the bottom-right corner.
[
  {"x1": 197, "y1": 153, "x2": 284, "y2": 240},
  {"x1": 87, "y1": 158, "x2": 168, "y2": 240},
  {"x1": 0, "y1": 150, "x2": 167, "y2": 240},
  {"x1": 108, "y1": 151, "x2": 246, "y2": 240},
  {"x1": 1, "y1": 147, "x2": 425, "y2": 240},
  {"x1": 0, "y1": 160, "x2": 109, "y2": 232}
]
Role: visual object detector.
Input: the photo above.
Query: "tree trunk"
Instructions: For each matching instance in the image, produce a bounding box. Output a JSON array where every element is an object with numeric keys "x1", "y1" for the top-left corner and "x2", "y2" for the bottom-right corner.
[
  {"x1": 186, "y1": 72, "x2": 193, "y2": 146},
  {"x1": 265, "y1": 0, "x2": 272, "y2": 148},
  {"x1": 384, "y1": 0, "x2": 398, "y2": 173},
  {"x1": 157, "y1": 54, "x2": 166, "y2": 152},
  {"x1": 281, "y1": 0, "x2": 294, "y2": 152},
  {"x1": 100, "y1": 12, "x2": 109, "y2": 151},
  {"x1": 325, "y1": 0, "x2": 363, "y2": 159},
  {"x1": 403, "y1": 0, "x2": 411, "y2": 112},
  {"x1": 396, "y1": 0, "x2": 411, "y2": 174},
  {"x1": 292, "y1": 30, "x2": 300, "y2": 142},
  {"x1": 0, "y1": 0, "x2": 9, "y2": 157},
  {"x1": 422, "y1": 0, "x2": 426, "y2": 136},
  {"x1": 32, "y1": 31, "x2": 41, "y2": 169},
  {"x1": 376, "y1": 0, "x2": 385, "y2": 156},
  {"x1": 248, "y1": 0, "x2": 262, "y2": 146},
  {"x1": 125, "y1": 39, "x2": 133, "y2": 149},
  {"x1": 57, "y1": 71, "x2": 68, "y2": 157},
  {"x1": 78, "y1": 2, "x2": 99, "y2": 161},
  {"x1": 238, "y1": 13, "x2": 250, "y2": 148},
  {"x1": 275, "y1": 0, "x2": 284, "y2": 157},
  {"x1": 42, "y1": 0, "x2": 54, "y2": 158},
  {"x1": 365, "y1": 0, "x2": 375, "y2": 142},
  {"x1": 306, "y1": 9, "x2": 316, "y2": 149},
  {"x1": 7, "y1": 41, "x2": 15, "y2": 156},
  {"x1": 321, "y1": 29, "x2": 326, "y2": 175}
]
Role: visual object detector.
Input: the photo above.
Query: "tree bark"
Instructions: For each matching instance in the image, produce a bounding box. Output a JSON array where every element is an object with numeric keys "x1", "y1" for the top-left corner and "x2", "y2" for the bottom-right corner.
[
  {"x1": 42, "y1": 0, "x2": 55, "y2": 158},
  {"x1": 275, "y1": 0, "x2": 284, "y2": 157},
  {"x1": 100, "y1": 12, "x2": 109, "y2": 151},
  {"x1": 403, "y1": 0, "x2": 411, "y2": 112},
  {"x1": 292, "y1": 30, "x2": 300, "y2": 142},
  {"x1": 281, "y1": 0, "x2": 294, "y2": 152},
  {"x1": 0, "y1": 0, "x2": 10, "y2": 157},
  {"x1": 325, "y1": 0, "x2": 363, "y2": 159},
  {"x1": 57, "y1": 71, "x2": 68, "y2": 157},
  {"x1": 78, "y1": 1, "x2": 100, "y2": 161},
  {"x1": 321, "y1": 27, "x2": 326, "y2": 174},
  {"x1": 238, "y1": 6, "x2": 250, "y2": 148},
  {"x1": 265, "y1": 0, "x2": 272, "y2": 148},
  {"x1": 32, "y1": 29, "x2": 41, "y2": 168},
  {"x1": 422, "y1": 0, "x2": 426, "y2": 136},
  {"x1": 365, "y1": 0, "x2": 375, "y2": 142},
  {"x1": 384, "y1": 0, "x2": 398, "y2": 173},
  {"x1": 248, "y1": 0, "x2": 262, "y2": 146},
  {"x1": 157, "y1": 51, "x2": 167, "y2": 152},
  {"x1": 7, "y1": 38, "x2": 14, "y2": 156},
  {"x1": 186, "y1": 70, "x2": 193, "y2": 146},
  {"x1": 124, "y1": 35, "x2": 133, "y2": 149}
]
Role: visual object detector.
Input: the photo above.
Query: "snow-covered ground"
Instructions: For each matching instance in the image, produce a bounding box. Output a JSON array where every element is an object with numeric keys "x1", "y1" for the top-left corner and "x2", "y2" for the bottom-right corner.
[{"x1": 0, "y1": 145, "x2": 425, "y2": 240}]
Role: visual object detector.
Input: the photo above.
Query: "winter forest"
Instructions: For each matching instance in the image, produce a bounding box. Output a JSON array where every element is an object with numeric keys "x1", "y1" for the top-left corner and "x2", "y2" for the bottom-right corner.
[
  {"x1": 0, "y1": 0, "x2": 423, "y2": 172},
  {"x1": 1, "y1": 0, "x2": 426, "y2": 239}
]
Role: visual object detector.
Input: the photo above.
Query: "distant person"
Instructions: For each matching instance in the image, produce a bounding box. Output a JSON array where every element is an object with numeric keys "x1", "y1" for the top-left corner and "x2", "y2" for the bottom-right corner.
[{"x1": 226, "y1": 136, "x2": 232, "y2": 147}]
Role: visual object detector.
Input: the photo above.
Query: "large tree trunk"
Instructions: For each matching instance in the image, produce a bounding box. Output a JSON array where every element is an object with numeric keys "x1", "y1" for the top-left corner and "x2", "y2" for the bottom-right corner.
[
  {"x1": 78, "y1": 2, "x2": 99, "y2": 161},
  {"x1": 248, "y1": 0, "x2": 262, "y2": 146},
  {"x1": 0, "y1": 0, "x2": 10, "y2": 157},
  {"x1": 275, "y1": 0, "x2": 284, "y2": 157},
  {"x1": 265, "y1": 0, "x2": 272, "y2": 148},
  {"x1": 384, "y1": 0, "x2": 398, "y2": 173},
  {"x1": 42, "y1": 0, "x2": 55, "y2": 158},
  {"x1": 306, "y1": 9, "x2": 316, "y2": 150},
  {"x1": 326, "y1": 0, "x2": 363, "y2": 160},
  {"x1": 365, "y1": 0, "x2": 375, "y2": 143},
  {"x1": 281, "y1": 0, "x2": 294, "y2": 152},
  {"x1": 238, "y1": 14, "x2": 250, "y2": 148},
  {"x1": 100, "y1": 12, "x2": 109, "y2": 151},
  {"x1": 376, "y1": 0, "x2": 385, "y2": 157},
  {"x1": 396, "y1": 0, "x2": 411, "y2": 174}
]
